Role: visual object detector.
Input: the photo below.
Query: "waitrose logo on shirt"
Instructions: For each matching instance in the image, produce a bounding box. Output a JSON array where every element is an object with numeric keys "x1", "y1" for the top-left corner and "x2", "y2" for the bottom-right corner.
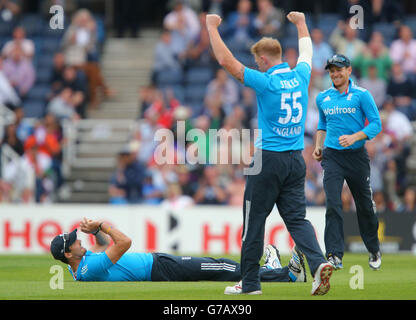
[{"x1": 323, "y1": 106, "x2": 357, "y2": 116}]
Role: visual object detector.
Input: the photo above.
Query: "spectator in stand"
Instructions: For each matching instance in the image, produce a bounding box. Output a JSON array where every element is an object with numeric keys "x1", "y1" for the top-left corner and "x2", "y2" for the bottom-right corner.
[
  {"x1": 369, "y1": 0, "x2": 403, "y2": 27},
  {"x1": 2, "y1": 45, "x2": 35, "y2": 100},
  {"x1": 0, "y1": 56, "x2": 21, "y2": 109},
  {"x1": 145, "y1": 89, "x2": 180, "y2": 129},
  {"x1": 205, "y1": 69, "x2": 239, "y2": 114},
  {"x1": 47, "y1": 87, "x2": 81, "y2": 122},
  {"x1": 253, "y1": 0, "x2": 285, "y2": 39},
  {"x1": 23, "y1": 135, "x2": 54, "y2": 203},
  {"x1": 152, "y1": 29, "x2": 183, "y2": 85},
  {"x1": 382, "y1": 98, "x2": 413, "y2": 143},
  {"x1": 222, "y1": 0, "x2": 257, "y2": 51},
  {"x1": 161, "y1": 182, "x2": 194, "y2": 210},
  {"x1": 2, "y1": 123, "x2": 23, "y2": 156},
  {"x1": 163, "y1": 0, "x2": 200, "y2": 56},
  {"x1": 2, "y1": 26, "x2": 35, "y2": 60},
  {"x1": 43, "y1": 113, "x2": 64, "y2": 189},
  {"x1": 14, "y1": 106, "x2": 33, "y2": 142},
  {"x1": 311, "y1": 28, "x2": 333, "y2": 76},
  {"x1": 399, "y1": 187, "x2": 416, "y2": 212},
  {"x1": 204, "y1": 94, "x2": 225, "y2": 129},
  {"x1": 50, "y1": 52, "x2": 74, "y2": 93},
  {"x1": 61, "y1": 9, "x2": 113, "y2": 108},
  {"x1": 386, "y1": 63, "x2": 416, "y2": 120},
  {"x1": 283, "y1": 47, "x2": 298, "y2": 69},
  {"x1": 182, "y1": 12, "x2": 215, "y2": 68},
  {"x1": 329, "y1": 19, "x2": 366, "y2": 60},
  {"x1": 202, "y1": 0, "x2": 228, "y2": 17},
  {"x1": 142, "y1": 171, "x2": 164, "y2": 205},
  {"x1": 390, "y1": 25, "x2": 416, "y2": 75},
  {"x1": 25, "y1": 120, "x2": 61, "y2": 165},
  {"x1": 239, "y1": 87, "x2": 257, "y2": 130},
  {"x1": 108, "y1": 143, "x2": 146, "y2": 204},
  {"x1": 193, "y1": 165, "x2": 228, "y2": 205},
  {"x1": 56, "y1": 65, "x2": 88, "y2": 118},
  {"x1": 352, "y1": 31, "x2": 392, "y2": 81},
  {"x1": 0, "y1": 0, "x2": 21, "y2": 23},
  {"x1": 303, "y1": 143, "x2": 325, "y2": 206},
  {"x1": 226, "y1": 165, "x2": 246, "y2": 207},
  {"x1": 366, "y1": 139, "x2": 387, "y2": 195},
  {"x1": 175, "y1": 165, "x2": 197, "y2": 198},
  {"x1": 358, "y1": 64, "x2": 386, "y2": 108}
]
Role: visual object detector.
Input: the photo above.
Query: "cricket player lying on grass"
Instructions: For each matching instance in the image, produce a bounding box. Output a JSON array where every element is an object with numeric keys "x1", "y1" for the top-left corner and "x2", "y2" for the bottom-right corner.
[{"x1": 50, "y1": 218, "x2": 308, "y2": 292}]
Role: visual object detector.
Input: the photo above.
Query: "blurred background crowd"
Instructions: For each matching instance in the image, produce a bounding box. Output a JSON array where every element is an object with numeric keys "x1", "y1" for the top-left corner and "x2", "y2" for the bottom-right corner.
[{"x1": 1, "y1": 0, "x2": 416, "y2": 214}]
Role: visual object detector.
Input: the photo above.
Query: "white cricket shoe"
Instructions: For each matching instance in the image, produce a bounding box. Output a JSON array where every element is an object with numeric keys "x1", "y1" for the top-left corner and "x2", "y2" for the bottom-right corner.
[
  {"x1": 311, "y1": 263, "x2": 334, "y2": 296},
  {"x1": 224, "y1": 281, "x2": 262, "y2": 295},
  {"x1": 369, "y1": 251, "x2": 381, "y2": 270},
  {"x1": 264, "y1": 244, "x2": 282, "y2": 270},
  {"x1": 288, "y1": 246, "x2": 307, "y2": 282}
]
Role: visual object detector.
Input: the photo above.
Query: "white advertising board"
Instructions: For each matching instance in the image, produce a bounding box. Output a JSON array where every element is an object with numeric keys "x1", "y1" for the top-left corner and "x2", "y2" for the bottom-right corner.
[{"x1": 0, "y1": 205, "x2": 326, "y2": 255}]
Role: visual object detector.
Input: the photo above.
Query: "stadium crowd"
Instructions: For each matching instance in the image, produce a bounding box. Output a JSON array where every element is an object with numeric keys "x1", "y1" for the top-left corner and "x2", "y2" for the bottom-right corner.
[
  {"x1": 1, "y1": 0, "x2": 415, "y2": 214},
  {"x1": 0, "y1": 2, "x2": 108, "y2": 203},
  {"x1": 111, "y1": 0, "x2": 416, "y2": 213}
]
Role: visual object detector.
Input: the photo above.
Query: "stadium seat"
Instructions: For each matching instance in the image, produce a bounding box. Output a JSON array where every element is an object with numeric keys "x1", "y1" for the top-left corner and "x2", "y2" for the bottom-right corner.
[
  {"x1": 234, "y1": 52, "x2": 255, "y2": 68},
  {"x1": 0, "y1": 20, "x2": 14, "y2": 36},
  {"x1": 184, "y1": 67, "x2": 213, "y2": 85},
  {"x1": 372, "y1": 23, "x2": 397, "y2": 45},
  {"x1": 184, "y1": 84, "x2": 207, "y2": 105},
  {"x1": 155, "y1": 69, "x2": 184, "y2": 86},
  {"x1": 18, "y1": 14, "x2": 45, "y2": 37},
  {"x1": 35, "y1": 68, "x2": 52, "y2": 84},
  {"x1": 26, "y1": 85, "x2": 50, "y2": 102},
  {"x1": 405, "y1": 15, "x2": 416, "y2": 35},
  {"x1": 23, "y1": 100, "x2": 46, "y2": 118},
  {"x1": 42, "y1": 37, "x2": 61, "y2": 54}
]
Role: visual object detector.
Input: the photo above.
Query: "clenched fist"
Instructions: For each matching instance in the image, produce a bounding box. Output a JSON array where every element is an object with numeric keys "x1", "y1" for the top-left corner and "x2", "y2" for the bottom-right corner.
[
  {"x1": 286, "y1": 11, "x2": 306, "y2": 25},
  {"x1": 206, "y1": 14, "x2": 222, "y2": 29}
]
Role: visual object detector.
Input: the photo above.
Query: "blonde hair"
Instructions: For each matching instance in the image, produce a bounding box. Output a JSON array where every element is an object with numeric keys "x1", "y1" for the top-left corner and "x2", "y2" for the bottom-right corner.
[{"x1": 250, "y1": 37, "x2": 282, "y2": 59}]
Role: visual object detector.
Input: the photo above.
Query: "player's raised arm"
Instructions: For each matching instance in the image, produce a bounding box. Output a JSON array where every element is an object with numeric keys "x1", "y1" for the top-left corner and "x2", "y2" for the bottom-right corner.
[
  {"x1": 206, "y1": 14, "x2": 245, "y2": 83},
  {"x1": 287, "y1": 11, "x2": 312, "y2": 68}
]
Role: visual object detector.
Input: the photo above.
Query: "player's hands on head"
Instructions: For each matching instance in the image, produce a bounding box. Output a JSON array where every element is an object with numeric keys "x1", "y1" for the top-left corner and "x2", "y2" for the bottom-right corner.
[
  {"x1": 286, "y1": 11, "x2": 306, "y2": 25},
  {"x1": 206, "y1": 14, "x2": 222, "y2": 29},
  {"x1": 80, "y1": 217, "x2": 101, "y2": 234}
]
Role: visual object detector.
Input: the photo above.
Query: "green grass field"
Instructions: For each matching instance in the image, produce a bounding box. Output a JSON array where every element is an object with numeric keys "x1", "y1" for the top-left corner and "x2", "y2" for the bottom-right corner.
[{"x1": 1, "y1": 253, "x2": 415, "y2": 300}]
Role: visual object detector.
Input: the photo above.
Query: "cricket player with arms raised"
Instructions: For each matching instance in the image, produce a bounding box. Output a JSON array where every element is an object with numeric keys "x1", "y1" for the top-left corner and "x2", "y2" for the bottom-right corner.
[{"x1": 206, "y1": 12, "x2": 334, "y2": 296}]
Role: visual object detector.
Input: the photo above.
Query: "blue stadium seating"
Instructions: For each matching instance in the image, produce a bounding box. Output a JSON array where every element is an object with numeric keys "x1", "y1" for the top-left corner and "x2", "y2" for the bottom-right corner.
[
  {"x1": 372, "y1": 23, "x2": 397, "y2": 45},
  {"x1": 184, "y1": 84, "x2": 207, "y2": 105},
  {"x1": 0, "y1": 20, "x2": 14, "y2": 36},
  {"x1": 23, "y1": 100, "x2": 46, "y2": 118},
  {"x1": 26, "y1": 84, "x2": 50, "y2": 102},
  {"x1": 18, "y1": 14, "x2": 45, "y2": 37},
  {"x1": 155, "y1": 69, "x2": 184, "y2": 86},
  {"x1": 184, "y1": 67, "x2": 213, "y2": 85}
]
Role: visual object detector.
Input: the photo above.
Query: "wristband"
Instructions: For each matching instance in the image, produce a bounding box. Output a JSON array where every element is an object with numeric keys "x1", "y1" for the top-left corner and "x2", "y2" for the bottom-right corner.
[{"x1": 92, "y1": 222, "x2": 103, "y2": 236}]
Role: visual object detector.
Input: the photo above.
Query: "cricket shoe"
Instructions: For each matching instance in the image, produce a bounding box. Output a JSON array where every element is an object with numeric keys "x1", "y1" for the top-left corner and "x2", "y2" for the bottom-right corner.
[
  {"x1": 224, "y1": 281, "x2": 262, "y2": 295},
  {"x1": 311, "y1": 263, "x2": 334, "y2": 296},
  {"x1": 368, "y1": 251, "x2": 381, "y2": 270},
  {"x1": 327, "y1": 254, "x2": 343, "y2": 270},
  {"x1": 263, "y1": 244, "x2": 282, "y2": 270},
  {"x1": 288, "y1": 246, "x2": 307, "y2": 282}
]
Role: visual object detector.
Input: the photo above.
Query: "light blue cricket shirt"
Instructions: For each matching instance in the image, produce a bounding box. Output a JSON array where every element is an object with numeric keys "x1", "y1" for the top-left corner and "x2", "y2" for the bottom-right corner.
[
  {"x1": 316, "y1": 79, "x2": 382, "y2": 150},
  {"x1": 244, "y1": 62, "x2": 311, "y2": 152},
  {"x1": 68, "y1": 250, "x2": 154, "y2": 281}
]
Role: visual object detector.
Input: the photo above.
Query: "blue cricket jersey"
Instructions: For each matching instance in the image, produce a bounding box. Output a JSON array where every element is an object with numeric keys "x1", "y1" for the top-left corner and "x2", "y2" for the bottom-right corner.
[
  {"x1": 244, "y1": 62, "x2": 311, "y2": 152},
  {"x1": 68, "y1": 251, "x2": 154, "y2": 281},
  {"x1": 316, "y1": 79, "x2": 382, "y2": 150}
]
